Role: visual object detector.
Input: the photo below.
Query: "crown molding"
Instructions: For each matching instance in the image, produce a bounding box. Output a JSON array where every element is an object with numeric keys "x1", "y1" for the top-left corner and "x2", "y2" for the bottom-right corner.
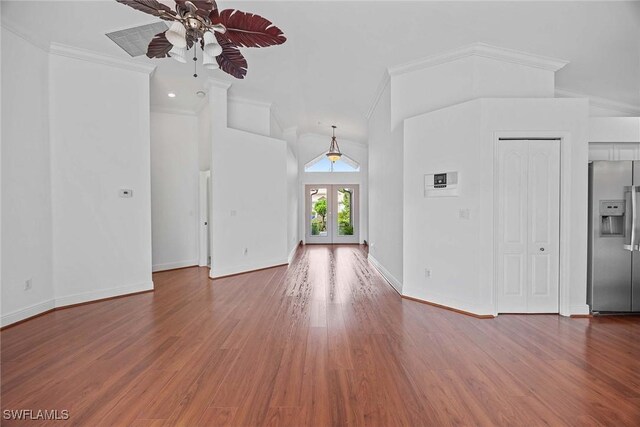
[
  {"x1": 364, "y1": 71, "x2": 391, "y2": 121},
  {"x1": 151, "y1": 106, "x2": 198, "y2": 117},
  {"x1": 555, "y1": 88, "x2": 640, "y2": 116},
  {"x1": 49, "y1": 43, "x2": 156, "y2": 74},
  {"x1": 206, "y1": 78, "x2": 232, "y2": 90},
  {"x1": 228, "y1": 95, "x2": 273, "y2": 110},
  {"x1": 1, "y1": 19, "x2": 50, "y2": 53},
  {"x1": 388, "y1": 42, "x2": 569, "y2": 77}
]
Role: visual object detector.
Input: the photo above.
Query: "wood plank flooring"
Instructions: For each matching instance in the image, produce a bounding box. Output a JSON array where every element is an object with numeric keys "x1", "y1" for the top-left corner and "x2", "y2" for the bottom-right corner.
[{"x1": 1, "y1": 244, "x2": 639, "y2": 426}]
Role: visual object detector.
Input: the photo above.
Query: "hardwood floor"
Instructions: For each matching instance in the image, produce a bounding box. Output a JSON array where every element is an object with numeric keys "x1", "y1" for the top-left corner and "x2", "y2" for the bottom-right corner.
[{"x1": 2, "y1": 244, "x2": 639, "y2": 426}]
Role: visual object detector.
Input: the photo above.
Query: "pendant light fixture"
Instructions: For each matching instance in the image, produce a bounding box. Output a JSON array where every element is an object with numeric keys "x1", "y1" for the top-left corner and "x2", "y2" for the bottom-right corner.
[{"x1": 326, "y1": 125, "x2": 342, "y2": 163}]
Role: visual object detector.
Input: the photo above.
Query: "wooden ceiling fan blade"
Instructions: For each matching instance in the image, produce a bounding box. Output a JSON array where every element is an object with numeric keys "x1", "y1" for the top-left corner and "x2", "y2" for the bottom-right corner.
[
  {"x1": 115, "y1": 0, "x2": 176, "y2": 20},
  {"x1": 175, "y1": 0, "x2": 216, "y2": 12},
  {"x1": 215, "y1": 32, "x2": 248, "y2": 79},
  {"x1": 215, "y1": 9, "x2": 286, "y2": 48},
  {"x1": 147, "y1": 31, "x2": 173, "y2": 58}
]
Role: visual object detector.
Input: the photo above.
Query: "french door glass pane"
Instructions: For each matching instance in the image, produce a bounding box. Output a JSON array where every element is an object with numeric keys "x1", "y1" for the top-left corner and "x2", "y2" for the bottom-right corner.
[
  {"x1": 310, "y1": 188, "x2": 328, "y2": 236},
  {"x1": 337, "y1": 188, "x2": 354, "y2": 236}
]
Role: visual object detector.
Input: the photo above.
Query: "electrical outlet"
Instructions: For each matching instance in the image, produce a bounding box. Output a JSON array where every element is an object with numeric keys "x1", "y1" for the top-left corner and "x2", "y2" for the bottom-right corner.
[
  {"x1": 424, "y1": 269, "x2": 432, "y2": 279},
  {"x1": 459, "y1": 208, "x2": 471, "y2": 220},
  {"x1": 24, "y1": 278, "x2": 32, "y2": 291}
]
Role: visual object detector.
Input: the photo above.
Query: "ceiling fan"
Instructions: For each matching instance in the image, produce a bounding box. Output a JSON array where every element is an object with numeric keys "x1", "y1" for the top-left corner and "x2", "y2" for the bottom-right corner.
[{"x1": 114, "y1": 0, "x2": 286, "y2": 79}]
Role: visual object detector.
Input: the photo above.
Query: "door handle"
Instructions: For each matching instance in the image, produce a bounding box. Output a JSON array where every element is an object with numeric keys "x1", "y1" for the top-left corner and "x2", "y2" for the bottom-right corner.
[
  {"x1": 634, "y1": 186, "x2": 640, "y2": 251},
  {"x1": 622, "y1": 187, "x2": 636, "y2": 251},
  {"x1": 624, "y1": 186, "x2": 636, "y2": 251}
]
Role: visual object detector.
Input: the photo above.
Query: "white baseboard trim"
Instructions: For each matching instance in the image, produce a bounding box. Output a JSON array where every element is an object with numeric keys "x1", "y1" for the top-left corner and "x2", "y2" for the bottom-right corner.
[
  {"x1": 54, "y1": 281, "x2": 154, "y2": 309},
  {"x1": 152, "y1": 259, "x2": 199, "y2": 272},
  {"x1": 210, "y1": 258, "x2": 289, "y2": 279},
  {"x1": 1, "y1": 299, "x2": 56, "y2": 328},
  {"x1": 403, "y1": 289, "x2": 495, "y2": 318},
  {"x1": 288, "y1": 242, "x2": 301, "y2": 264},
  {"x1": 568, "y1": 304, "x2": 591, "y2": 316},
  {"x1": 368, "y1": 254, "x2": 403, "y2": 294},
  {"x1": 2, "y1": 281, "x2": 155, "y2": 328}
]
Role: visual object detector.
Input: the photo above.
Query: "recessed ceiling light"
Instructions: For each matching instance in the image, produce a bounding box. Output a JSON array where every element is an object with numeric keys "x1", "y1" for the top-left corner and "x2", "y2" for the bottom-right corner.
[{"x1": 168, "y1": 92, "x2": 176, "y2": 98}]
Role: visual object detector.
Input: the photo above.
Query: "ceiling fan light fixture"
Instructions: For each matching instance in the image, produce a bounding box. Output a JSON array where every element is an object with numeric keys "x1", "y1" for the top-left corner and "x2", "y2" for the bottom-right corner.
[
  {"x1": 203, "y1": 31, "x2": 222, "y2": 57},
  {"x1": 115, "y1": 0, "x2": 286, "y2": 80},
  {"x1": 169, "y1": 45, "x2": 187, "y2": 63},
  {"x1": 326, "y1": 125, "x2": 342, "y2": 163},
  {"x1": 202, "y1": 52, "x2": 219, "y2": 69},
  {"x1": 165, "y1": 22, "x2": 187, "y2": 48}
]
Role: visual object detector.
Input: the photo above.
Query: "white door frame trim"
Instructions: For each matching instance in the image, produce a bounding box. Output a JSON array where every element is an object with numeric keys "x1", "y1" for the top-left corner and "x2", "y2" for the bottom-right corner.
[
  {"x1": 198, "y1": 170, "x2": 210, "y2": 267},
  {"x1": 493, "y1": 131, "x2": 571, "y2": 317}
]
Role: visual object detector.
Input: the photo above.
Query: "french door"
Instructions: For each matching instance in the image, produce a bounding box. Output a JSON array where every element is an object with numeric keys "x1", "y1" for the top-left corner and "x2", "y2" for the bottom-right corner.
[
  {"x1": 497, "y1": 139, "x2": 560, "y2": 313},
  {"x1": 305, "y1": 184, "x2": 359, "y2": 244}
]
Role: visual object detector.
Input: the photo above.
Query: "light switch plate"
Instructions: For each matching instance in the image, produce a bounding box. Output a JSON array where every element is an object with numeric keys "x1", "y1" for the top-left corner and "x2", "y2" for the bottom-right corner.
[{"x1": 459, "y1": 208, "x2": 471, "y2": 219}]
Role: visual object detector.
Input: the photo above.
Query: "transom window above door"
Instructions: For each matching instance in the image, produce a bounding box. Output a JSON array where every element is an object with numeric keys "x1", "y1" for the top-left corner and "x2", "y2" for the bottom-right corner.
[{"x1": 304, "y1": 153, "x2": 360, "y2": 172}]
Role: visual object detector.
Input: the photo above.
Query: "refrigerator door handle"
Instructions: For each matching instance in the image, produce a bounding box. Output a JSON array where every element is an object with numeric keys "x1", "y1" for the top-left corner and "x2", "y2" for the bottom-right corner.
[
  {"x1": 631, "y1": 185, "x2": 640, "y2": 251},
  {"x1": 624, "y1": 186, "x2": 636, "y2": 251}
]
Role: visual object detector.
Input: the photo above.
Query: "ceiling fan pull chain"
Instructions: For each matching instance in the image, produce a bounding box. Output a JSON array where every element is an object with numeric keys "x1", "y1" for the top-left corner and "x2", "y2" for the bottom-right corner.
[{"x1": 193, "y1": 46, "x2": 198, "y2": 78}]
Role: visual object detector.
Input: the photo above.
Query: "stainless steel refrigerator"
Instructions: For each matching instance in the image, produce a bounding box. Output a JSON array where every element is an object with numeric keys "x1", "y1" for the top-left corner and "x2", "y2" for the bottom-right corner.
[{"x1": 588, "y1": 161, "x2": 640, "y2": 313}]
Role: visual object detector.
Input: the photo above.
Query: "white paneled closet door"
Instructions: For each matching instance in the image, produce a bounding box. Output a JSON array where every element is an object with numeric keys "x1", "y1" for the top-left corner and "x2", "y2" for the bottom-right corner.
[{"x1": 497, "y1": 140, "x2": 560, "y2": 313}]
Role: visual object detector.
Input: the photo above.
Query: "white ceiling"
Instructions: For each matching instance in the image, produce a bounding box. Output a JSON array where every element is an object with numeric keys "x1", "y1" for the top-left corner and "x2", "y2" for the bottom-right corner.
[{"x1": 3, "y1": 1, "x2": 639, "y2": 142}]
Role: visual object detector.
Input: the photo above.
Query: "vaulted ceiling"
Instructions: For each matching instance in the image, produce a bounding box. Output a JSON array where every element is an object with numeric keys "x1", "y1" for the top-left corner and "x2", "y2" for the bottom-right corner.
[{"x1": 3, "y1": 1, "x2": 639, "y2": 142}]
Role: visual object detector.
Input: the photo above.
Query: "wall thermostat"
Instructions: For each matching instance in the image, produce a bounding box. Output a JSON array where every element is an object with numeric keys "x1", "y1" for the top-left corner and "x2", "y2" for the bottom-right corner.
[{"x1": 424, "y1": 172, "x2": 459, "y2": 197}]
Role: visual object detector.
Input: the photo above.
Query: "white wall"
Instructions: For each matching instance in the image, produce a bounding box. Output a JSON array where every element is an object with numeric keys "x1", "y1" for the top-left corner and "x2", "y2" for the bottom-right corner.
[
  {"x1": 49, "y1": 50, "x2": 154, "y2": 307},
  {"x1": 297, "y1": 133, "x2": 368, "y2": 244},
  {"x1": 198, "y1": 104, "x2": 211, "y2": 171},
  {"x1": 1, "y1": 27, "x2": 54, "y2": 326},
  {"x1": 402, "y1": 98, "x2": 589, "y2": 316},
  {"x1": 210, "y1": 129, "x2": 288, "y2": 277},
  {"x1": 367, "y1": 80, "x2": 403, "y2": 292},
  {"x1": 209, "y1": 83, "x2": 289, "y2": 278},
  {"x1": 150, "y1": 112, "x2": 199, "y2": 271},
  {"x1": 227, "y1": 97, "x2": 271, "y2": 137},
  {"x1": 271, "y1": 112, "x2": 284, "y2": 140},
  {"x1": 403, "y1": 101, "x2": 485, "y2": 313},
  {"x1": 283, "y1": 128, "x2": 300, "y2": 260},
  {"x1": 589, "y1": 117, "x2": 640, "y2": 142},
  {"x1": 390, "y1": 48, "x2": 560, "y2": 130}
]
